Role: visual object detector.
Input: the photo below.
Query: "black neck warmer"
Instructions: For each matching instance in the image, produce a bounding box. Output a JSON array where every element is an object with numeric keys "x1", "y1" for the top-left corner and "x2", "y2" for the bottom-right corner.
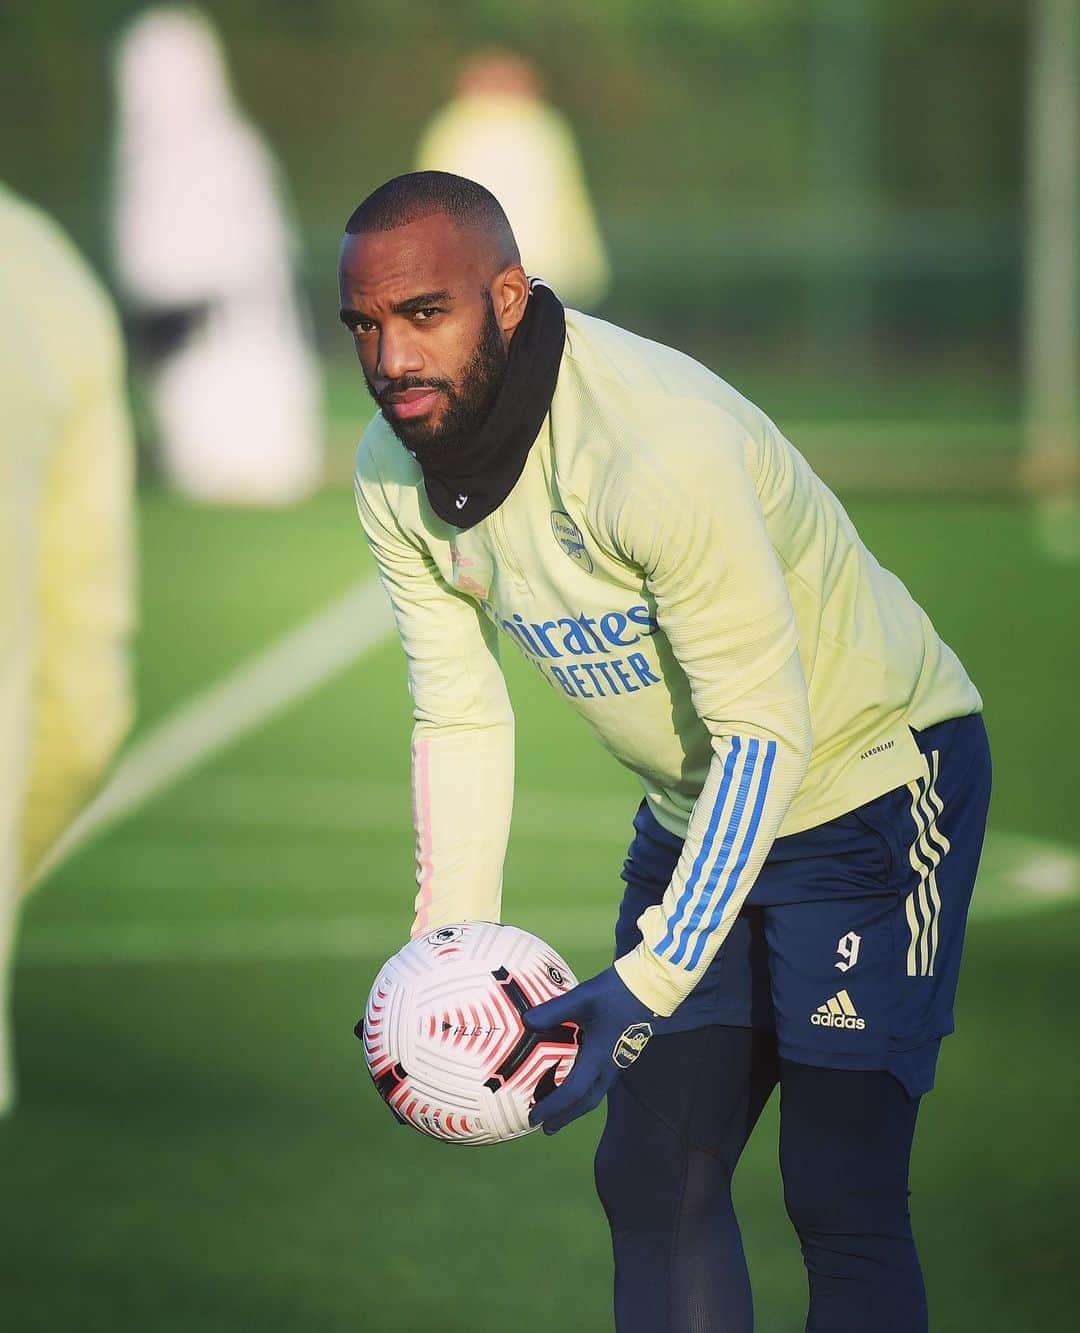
[{"x1": 407, "y1": 281, "x2": 566, "y2": 530}]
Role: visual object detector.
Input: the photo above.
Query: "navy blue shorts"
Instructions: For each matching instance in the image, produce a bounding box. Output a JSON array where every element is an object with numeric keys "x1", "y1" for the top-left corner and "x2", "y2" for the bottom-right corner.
[{"x1": 615, "y1": 714, "x2": 992, "y2": 1096}]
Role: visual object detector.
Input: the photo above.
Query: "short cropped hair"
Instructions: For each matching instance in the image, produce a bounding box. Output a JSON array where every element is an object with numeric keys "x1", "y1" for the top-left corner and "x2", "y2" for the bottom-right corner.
[{"x1": 344, "y1": 171, "x2": 519, "y2": 263}]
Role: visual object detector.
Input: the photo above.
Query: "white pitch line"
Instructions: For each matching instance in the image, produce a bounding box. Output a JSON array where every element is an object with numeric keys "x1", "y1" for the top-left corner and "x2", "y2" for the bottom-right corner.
[{"x1": 30, "y1": 579, "x2": 394, "y2": 890}]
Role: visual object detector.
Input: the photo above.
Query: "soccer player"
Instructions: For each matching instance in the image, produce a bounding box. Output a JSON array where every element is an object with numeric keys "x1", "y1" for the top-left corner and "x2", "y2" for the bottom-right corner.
[
  {"x1": 1, "y1": 183, "x2": 136, "y2": 1114},
  {"x1": 341, "y1": 171, "x2": 991, "y2": 1333}
]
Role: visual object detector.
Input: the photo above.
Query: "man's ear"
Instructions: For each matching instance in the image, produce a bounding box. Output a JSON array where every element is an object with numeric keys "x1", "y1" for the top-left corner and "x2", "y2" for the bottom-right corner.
[{"x1": 492, "y1": 264, "x2": 530, "y2": 339}]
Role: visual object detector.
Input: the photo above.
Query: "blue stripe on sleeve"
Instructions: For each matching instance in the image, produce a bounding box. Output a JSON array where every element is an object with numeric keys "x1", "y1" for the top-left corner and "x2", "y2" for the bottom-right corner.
[
  {"x1": 655, "y1": 737, "x2": 742, "y2": 958},
  {"x1": 686, "y1": 739, "x2": 777, "y2": 971},
  {"x1": 669, "y1": 739, "x2": 760, "y2": 967}
]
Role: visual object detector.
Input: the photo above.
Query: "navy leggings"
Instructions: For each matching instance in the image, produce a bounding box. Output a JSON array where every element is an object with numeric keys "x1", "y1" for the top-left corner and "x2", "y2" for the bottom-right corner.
[{"x1": 594, "y1": 1026, "x2": 926, "y2": 1333}]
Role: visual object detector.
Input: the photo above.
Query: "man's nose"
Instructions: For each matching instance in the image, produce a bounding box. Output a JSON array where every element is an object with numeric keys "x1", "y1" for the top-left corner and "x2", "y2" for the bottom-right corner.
[{"x1": 376, "y1": 326, "x2": 422, "y2": 383}]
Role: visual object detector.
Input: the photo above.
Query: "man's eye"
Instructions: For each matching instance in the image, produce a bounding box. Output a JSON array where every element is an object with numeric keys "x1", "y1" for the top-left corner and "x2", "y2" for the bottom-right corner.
[
  {"x1": 351, "y1": 321, "x2": 376, "y2": 336},
  {"x1": 414, "y1": 308, "x2": 443, "y2": 322}
]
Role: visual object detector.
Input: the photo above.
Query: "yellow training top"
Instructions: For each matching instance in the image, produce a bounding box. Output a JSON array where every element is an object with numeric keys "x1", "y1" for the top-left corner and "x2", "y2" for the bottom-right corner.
[
  {"x1": 0, "y1": 183, "x2": 136, "y2": 891},
  {"x1": 417, "y1": 94, "x2": 611, "y2": 310},
  {"x1": 354, "y1": 309, "x2": 981, "y2": 1016}
]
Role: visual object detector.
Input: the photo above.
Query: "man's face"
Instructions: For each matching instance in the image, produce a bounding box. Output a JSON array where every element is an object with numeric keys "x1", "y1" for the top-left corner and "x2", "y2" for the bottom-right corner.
[{"x1": 338, "y1": 214, "x2": 526, "y2": 454}]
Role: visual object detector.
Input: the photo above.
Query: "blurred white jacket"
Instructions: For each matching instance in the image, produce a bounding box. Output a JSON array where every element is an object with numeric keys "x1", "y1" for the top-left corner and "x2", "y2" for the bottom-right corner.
[
  {"x1": 112, "y1": 7, "x2": 321, "y2": 504},
  {"x1": 0, "y1": 183, "x2": 137, "y2": 1112}
]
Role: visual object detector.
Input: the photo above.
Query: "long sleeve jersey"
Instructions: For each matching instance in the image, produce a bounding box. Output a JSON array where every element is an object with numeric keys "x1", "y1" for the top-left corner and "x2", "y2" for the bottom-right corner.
[{"x1": 354, "y1": 309, "x2": 981, "y2": 1016}]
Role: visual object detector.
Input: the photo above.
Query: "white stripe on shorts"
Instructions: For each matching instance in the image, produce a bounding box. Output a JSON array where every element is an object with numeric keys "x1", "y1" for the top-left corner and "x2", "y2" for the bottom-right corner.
[{"x1": 905, "y1": 750, "x2": 951, "y2": 977}]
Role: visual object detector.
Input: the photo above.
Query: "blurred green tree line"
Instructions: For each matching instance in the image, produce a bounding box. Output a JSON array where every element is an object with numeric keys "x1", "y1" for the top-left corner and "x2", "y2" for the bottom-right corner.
[{"x1": 1, "y1": 0, "x2": 1027, "y2": 380}]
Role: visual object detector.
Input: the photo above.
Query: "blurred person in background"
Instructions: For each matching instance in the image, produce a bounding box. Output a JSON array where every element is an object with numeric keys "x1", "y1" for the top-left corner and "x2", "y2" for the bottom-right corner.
[
  {"x1": 0, "y1": 183, "x2": 137, "y2": 1116},
  {"x1": 416, "y1": 48, "x2": 611, "y2": 311},
  {"x1": 111, "y1": 6, "x2": 322, "y2": 505}
]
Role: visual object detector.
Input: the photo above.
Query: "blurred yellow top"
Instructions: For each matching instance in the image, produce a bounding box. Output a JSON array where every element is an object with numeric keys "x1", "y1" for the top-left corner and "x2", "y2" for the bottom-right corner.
[
  {"x1": 417, "y1": 91, "x2": 611, "y2": 310},
  {"x1": 0, "y1": 184, "x2": 136, "y2": 890}
]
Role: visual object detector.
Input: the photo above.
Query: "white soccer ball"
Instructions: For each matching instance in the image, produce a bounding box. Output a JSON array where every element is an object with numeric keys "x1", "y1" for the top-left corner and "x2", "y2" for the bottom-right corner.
[{"x1": 360, "y1": 922, "x2": 580, "y2": 1145}]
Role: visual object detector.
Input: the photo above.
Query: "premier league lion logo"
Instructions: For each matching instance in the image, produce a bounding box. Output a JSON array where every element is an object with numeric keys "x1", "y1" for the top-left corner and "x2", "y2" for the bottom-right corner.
[{"x1": 612, "y1": 1022, "x2": 654, "y2": 1068}]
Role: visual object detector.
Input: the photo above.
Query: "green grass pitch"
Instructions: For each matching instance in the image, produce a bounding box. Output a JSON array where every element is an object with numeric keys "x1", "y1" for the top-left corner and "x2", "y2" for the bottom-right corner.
[{"x1": 2, "y1": 486, "x2": 1077, "y2": 1331}]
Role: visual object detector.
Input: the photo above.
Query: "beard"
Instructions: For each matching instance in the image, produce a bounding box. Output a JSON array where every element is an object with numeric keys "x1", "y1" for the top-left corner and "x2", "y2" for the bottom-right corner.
[{"x1": 365, "y1": 293, "x2": 508, "y2": 457}]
